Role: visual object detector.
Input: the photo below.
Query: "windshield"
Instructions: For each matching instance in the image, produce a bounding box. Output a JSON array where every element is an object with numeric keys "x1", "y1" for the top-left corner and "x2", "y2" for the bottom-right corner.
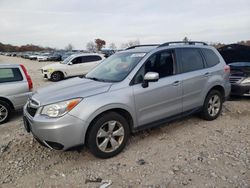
[
  {"x1": 86, "y1": 52, "x2": 146, "y2": 82},
  {"x1": 61, "y1": 55, "x2": 73, "y2": 64}
]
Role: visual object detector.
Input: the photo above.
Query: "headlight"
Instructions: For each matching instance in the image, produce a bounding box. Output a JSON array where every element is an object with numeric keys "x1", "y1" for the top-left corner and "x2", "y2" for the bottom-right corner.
[
  {"x1": 47, "y1": 68, "x2": 54, "y2": 72},
  {"x1": 40, "y1": 98, "x2": 82, "y2": 118},
  {"x1": 241, "y1": 77, "x2": 250, "y2": 84}
]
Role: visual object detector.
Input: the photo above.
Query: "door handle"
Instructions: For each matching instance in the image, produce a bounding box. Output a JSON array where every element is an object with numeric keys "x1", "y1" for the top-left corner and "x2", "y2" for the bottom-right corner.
[
  {"x1": 204, "y1": 72, "x2": 211, "y2": 77},
  {"x1": 172, "y1": 81, "x2": 180, "y2": 86}
]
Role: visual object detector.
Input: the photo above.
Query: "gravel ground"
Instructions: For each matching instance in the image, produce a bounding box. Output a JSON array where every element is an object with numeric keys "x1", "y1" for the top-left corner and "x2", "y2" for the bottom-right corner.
[{"x1": 0, "y1": 55, "x2": 249, "y2": 188}]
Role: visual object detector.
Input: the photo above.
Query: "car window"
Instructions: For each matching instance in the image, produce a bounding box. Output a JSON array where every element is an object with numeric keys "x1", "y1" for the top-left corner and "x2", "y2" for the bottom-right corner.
[
  {"x1": 71, "y1": 57, "x2": 82, "y2": 64},
  {"x1": 202, "y1": 48, "x2": 220, "y2": 67},
  {"x1": 133, "y1": 50, "x2": 175, "y2": 84},
  {"x1": 179, "y1": 48, "x2": 204, "y2": 73},
  {"x1": 0, "y1": 68, "x2": 23, "y2": 83},
  {"x1": 82, "y1": 55, "x2": 102, "y2": 63}
]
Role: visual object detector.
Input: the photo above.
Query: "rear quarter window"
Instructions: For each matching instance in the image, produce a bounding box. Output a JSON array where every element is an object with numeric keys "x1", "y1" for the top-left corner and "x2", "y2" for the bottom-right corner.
[
  {"x1": 0, "y1": 68, "x2": 23, "y2": 83},
  {"x1": 202, "y1": 48, "x2": 220, "y2": 67},
  {"x1": 82, "y1": 55, "x2": 102, "y2": 63}
]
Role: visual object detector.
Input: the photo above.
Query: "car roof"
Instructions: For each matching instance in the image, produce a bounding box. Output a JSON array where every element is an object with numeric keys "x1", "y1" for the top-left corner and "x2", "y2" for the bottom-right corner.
[
  {"x1": 0, "y1": 64, "x2": 21, "y2": 68},
  {"x1": 119, "y1": 46, "x2": 158, "y2": 53},
  {"x1": 70, "y1": 53, "x2": 104, "y2": 58}
]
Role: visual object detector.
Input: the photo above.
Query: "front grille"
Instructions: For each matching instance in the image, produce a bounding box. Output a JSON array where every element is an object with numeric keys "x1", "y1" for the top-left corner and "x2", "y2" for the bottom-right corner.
[
  {"x1": 27, "y1": 106, "x2": 37, "y2": 117},
  {"x1": 229, "y1": 76, "x2": 243, "y2": 84}
]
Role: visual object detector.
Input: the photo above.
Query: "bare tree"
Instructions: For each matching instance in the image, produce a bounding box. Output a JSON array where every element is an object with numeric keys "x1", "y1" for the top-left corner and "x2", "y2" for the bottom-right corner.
[
  {"x1": 86, "y1": 41, "x2": 95, "y2": 52},
  {"x1": 109, "y1": 43, "x2": 117, "y2": 50},
  {"x1": 121, "y1": 40, "x2": 140, "y2": 49},
  {"x1": 65, "y1": 43, "x2": 73, "y2": 51}
]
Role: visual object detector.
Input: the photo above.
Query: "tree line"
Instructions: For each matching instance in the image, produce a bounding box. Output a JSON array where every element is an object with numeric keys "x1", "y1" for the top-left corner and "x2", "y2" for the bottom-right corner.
[{"x1": 1, "y1": 38, "x2": 249, "y2": 52}]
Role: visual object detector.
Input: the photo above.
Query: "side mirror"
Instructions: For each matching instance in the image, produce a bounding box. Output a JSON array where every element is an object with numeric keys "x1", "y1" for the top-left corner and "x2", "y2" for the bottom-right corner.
[
  {"x1": 68, "y1": 62, "x2": 73, "y2": 65},
  {"x1": 142, "y1": 72, "x2": 159, "y2": 88}
]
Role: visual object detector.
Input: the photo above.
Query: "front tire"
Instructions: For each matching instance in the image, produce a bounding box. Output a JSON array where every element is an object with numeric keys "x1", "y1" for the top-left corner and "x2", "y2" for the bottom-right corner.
[
  {"x1": 87, "y1": 112, "x2": 130, "y2": 158},
  {"x1": 0, "y1": 101, "x2": 11, "y2": 124},
  {"x1": 201, "y1": 90, "x2": 223, "y2": 121},
  {"x1": 50, "y1": 71, "x2": 64, "y2": 82}
]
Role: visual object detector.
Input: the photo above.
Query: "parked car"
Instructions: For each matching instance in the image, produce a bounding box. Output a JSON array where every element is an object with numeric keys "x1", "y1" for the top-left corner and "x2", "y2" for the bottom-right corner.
[
  {"x1": 23, "y1": 41, "x2": 230, "y2": 158},
  {"x1": 0, "y1": 64, "x2": 33, "y2": 124},
  {"x1": 47, "y1": 53, "x2": 62, "y2": 61},
  {"x1": 37, "y1": 53, "x2": 50, "y2": 62},
  {"x1": 101, "y1": 49, "x2": 115, "y2": 58},
  {"x1": 229, "y1": 62, "x2": 250, "y2": 96},
  {"x1": 61, "y1": 52, "x2": 75, "y2": 60},
  {"x1": 41, "y1": 53, "x2": 104, "y2": 81}
]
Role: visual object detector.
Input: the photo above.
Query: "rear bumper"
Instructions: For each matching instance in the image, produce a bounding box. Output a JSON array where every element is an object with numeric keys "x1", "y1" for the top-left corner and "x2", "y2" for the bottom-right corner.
[{"x1": 231, "y1": 84, "x2": 250, "y2": 96}]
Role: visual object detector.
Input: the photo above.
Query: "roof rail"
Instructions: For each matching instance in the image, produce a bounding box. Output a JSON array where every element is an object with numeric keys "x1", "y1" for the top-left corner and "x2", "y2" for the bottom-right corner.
[
  {"x1": 125, "y1": 44, "x2": 159, "y2": 50},
  {"x1": 158, "y1": 41, "x2": 208, "y2": 48}
]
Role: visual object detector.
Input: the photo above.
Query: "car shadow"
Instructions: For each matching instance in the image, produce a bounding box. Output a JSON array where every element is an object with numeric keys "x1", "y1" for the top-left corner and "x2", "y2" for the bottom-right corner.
[{"x1": 228, "y1": 95, "x2": 250, "y2": 101}]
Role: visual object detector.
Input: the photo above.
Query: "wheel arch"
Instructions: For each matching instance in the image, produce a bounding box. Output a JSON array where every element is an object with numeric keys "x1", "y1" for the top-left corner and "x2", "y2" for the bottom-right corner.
[
  {"x1": 0, "y1": 97, "x2": 15, "y2": 110},
  {"x1": 84, "y1": 108, "x2": 134, "y2": 144},
  {"x1": 205, "y1": 85, "x2": 225, "y2": 102}
]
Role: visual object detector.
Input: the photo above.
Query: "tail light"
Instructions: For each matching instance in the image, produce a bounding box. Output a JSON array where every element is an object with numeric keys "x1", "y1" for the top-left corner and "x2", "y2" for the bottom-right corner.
[
  {"x1": 20, "y1": 64, "x2": 33, "y2": 91},
  {"x1": 224, "y1": 65, "x2": 230, "y2": 73}
]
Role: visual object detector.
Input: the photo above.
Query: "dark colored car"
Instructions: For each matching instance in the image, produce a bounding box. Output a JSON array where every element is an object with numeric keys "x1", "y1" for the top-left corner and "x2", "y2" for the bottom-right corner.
[
  {"x1": 229, "y1": 62, "x2": 250, "y2": 96},
  {"x1": 47, "y1": 53, "x2": 62, "y2": 61}
]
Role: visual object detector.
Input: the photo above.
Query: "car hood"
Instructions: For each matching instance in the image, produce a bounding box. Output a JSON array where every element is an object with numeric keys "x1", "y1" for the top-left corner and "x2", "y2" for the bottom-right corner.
[
  {"x1": 229, "y1": 62, "x2": 250, "y2": 76},
  {"x1": 32, "y1": 77, "x2": 112, "y2": 106},
  {"x1": 42, "y1": 63, "x2": 66, "y2": 70}
]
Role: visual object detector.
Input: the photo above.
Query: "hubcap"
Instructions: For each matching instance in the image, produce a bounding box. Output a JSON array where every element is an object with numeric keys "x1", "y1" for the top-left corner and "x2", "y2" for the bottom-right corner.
[
  {"x1": 96, "y1": 120, "x2": 125, "y2": 153},
  {"x1": 0, "y1": 104, "x2": 8, "y2": 122},
  {"x1": 207, "y1": 95, "x2": 221, "y2": 117}
]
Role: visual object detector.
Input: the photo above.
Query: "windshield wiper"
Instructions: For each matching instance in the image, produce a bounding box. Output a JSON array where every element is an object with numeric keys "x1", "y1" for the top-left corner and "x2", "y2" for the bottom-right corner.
[{"x1": 86, "y1": 77, "x2": 109, "y2": 82}]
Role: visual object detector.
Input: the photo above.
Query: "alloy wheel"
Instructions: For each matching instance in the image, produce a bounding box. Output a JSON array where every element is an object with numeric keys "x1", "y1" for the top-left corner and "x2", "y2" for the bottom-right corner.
[
  {"x1": 96, "y1": 120, "x2": 125, "y2": 153},
  {"x1": 0, "y1": 104, "x2": 8, "y2": 123},
  {"x1": 207, "y1": 95, "x2": 221, "y2": 117}
]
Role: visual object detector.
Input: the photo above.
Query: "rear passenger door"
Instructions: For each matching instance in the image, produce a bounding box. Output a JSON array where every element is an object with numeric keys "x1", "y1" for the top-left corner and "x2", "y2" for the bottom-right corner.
[
  {"x1": 176, "y1": 48, "x2": 209, "y2": 112},
  {"x1": 79, "y1": 55, "x2": 102, "y2": 74}
]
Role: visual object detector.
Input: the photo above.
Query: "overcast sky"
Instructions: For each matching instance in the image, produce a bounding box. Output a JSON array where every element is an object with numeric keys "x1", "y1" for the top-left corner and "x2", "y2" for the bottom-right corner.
[{"x1": 0, "y1": 0, "x2": 250, "y2": 49}]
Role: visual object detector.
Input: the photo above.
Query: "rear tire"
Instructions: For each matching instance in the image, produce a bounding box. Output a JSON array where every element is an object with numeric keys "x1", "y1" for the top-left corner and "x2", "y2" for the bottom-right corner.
[
  {"x1": 201, "y1": 90, "x2": 223, "y2": 121},
  {"x1": 50, "y1": 71, "x2": 64, "y2": 82},
  {"x1": 0, "y1": 101, "x2": 12, "y2": 124},
  {"x1": 87, "y1": 112, "x2": 130, "y2": 158}
]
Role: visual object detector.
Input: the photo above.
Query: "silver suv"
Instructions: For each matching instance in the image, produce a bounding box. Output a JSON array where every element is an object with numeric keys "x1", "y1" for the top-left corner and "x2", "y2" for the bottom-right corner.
[
  {"x1": 23, "y1": 42, "x2": 231, "y2": 158},
  {"x1": 0, "y1": 64, "x2": 33, "y2": 124}
]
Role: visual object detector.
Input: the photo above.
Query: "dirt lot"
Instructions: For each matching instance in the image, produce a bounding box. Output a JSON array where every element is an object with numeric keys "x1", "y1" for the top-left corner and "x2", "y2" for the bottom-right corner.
[{"x1": 0, "y1": 55, "x2": 249, "y2": 188}]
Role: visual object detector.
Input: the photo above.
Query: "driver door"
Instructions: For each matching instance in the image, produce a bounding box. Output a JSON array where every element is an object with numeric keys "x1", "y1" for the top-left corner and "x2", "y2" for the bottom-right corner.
[{"x1": 132, "y1": 50, "x2": 182, "y2": 127}]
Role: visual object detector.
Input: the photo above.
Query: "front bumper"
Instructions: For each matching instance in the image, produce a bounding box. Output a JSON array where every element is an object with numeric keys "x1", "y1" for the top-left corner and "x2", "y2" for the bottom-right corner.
[
  {"x1": 23, "y1": 104, "x2": 88, "y2": 150},
  {"x1": 231, "y1": 83, "x2": 250, "y2": 96},
  {"x1": 41, "y1": 70, "x2": 51, "y2": 79}
]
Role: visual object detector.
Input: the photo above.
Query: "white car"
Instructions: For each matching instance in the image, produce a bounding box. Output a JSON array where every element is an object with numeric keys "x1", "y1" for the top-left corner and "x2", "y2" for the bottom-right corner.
[
  {"x1": 37, "y1": 53, "x2": 50, "y2": 62},
  {"x1": 41, "y1": 53, "x2": 104, "y2": 81}
]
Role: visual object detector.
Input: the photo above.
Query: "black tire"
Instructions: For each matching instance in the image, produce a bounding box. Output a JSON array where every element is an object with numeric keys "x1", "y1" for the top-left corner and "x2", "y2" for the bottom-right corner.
[
  {"x1": 201, "y1": 90, "x2": 223, "y2": 121},
  {"x1": 0, "y1": 100, "x2": 12, "y2": 124},
  {"x1": 87, "y1": 112, "x2": 130, "y2": 158},
  {"x1": 50, "y1": 71, "x2": 64, "y2": 82}
]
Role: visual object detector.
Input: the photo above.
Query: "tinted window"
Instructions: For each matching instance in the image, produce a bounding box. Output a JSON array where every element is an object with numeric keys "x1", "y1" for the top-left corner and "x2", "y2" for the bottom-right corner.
[
  {"x1": 82, "y1": 55, "x2": 102, "y2": 63},
  {"x1": 0, "y1": 68, "x2": 23, "y2": 83},
  {"x1": 71, "y1": 57, "x2": 82, "y2": 64},
  {"x1": 202, "y1": 48, "x2": 220, "y2": 67},
  {"x1": 133, "y1": 50, "x2": 174, "y2": 84},
  {"x1": 179, "y1": 48, "x2": 204, "y2": 73}
]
